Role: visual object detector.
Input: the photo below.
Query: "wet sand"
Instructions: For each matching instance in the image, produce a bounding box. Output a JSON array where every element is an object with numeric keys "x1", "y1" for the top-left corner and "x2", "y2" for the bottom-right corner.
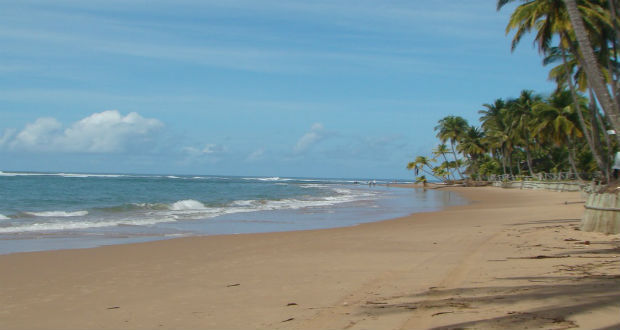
[{"x1": 1, "y1": 186, "x2": 619, "y2": 329}]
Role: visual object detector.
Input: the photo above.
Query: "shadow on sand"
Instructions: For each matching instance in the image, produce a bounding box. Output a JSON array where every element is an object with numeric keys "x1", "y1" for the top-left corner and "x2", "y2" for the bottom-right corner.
[{"x1": 359, "y1": 235, "x2": 620, "y2": 329}]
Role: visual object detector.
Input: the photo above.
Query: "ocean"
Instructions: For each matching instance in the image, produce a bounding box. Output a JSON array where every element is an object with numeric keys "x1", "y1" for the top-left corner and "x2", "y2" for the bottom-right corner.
[{"x1": 0, "y1": 171, "x2": 467, "y2": 254}]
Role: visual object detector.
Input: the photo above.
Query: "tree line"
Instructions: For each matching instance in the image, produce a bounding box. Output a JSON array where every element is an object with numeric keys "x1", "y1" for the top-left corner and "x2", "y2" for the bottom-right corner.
[{"x1": 409, "y1": 0, "x2": 620, "y2": 184}]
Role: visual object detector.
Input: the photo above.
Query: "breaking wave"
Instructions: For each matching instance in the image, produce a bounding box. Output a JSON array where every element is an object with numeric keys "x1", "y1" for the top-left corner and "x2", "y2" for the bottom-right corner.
[{"x1": 25, "y1": 210, "x2": 89, "y2": 217}]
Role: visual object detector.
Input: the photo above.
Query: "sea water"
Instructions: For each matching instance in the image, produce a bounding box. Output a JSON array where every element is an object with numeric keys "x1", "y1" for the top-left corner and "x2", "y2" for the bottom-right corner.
[{"x1": 0, "y1": 171, "x2": 467, "y2": 254}]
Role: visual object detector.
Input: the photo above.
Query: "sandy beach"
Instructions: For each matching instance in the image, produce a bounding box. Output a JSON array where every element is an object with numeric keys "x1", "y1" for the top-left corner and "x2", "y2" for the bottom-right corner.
[{"x1": 1, "y1": 186, "x2": 619, "y2": 329}]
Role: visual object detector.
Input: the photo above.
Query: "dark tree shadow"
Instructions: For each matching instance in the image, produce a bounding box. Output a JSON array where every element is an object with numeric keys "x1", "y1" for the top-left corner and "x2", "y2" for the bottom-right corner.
[{"x1": 359, "y1": 275, "x2": 620, "y2": 329}]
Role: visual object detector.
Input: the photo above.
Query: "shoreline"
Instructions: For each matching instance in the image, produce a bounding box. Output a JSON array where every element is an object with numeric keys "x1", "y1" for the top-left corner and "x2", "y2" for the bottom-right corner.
[
  {"x1": 1, "y1": 186, "x2": 619, "y2": 329},
  {"x1": 0, "y1": 184, "x2": 465, "y2": 255}
]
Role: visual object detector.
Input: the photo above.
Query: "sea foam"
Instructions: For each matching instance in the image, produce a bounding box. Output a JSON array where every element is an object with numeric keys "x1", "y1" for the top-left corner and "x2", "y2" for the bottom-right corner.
[
  {"x1": 169, "y1": 199, "x2": 207, "y2": 211},
  {"x1": 25, "y1": 210, "x2": 89, "y2": 217}
]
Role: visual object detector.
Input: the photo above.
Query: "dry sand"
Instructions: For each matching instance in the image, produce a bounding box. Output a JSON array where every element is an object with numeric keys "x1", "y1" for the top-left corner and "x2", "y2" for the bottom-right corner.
[{"x1": 1, "y1": 186, "x2": 619, "y2": 329}]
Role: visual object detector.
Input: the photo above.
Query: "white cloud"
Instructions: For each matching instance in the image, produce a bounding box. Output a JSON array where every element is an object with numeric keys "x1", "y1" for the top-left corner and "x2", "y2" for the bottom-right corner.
[
  {"x1": 294, "y1": 123, "x2": 325, "y2": 153},
  {"x1": 3, "y1": 110, "x2": 163, "y2": 153},
  {"x1": 246, "y1": 148, "x2": 265, "y2": 161},
  {"x1": 0, "y1": 128, "x2": 16, "y2": 146},
  {"x1": 182, "y1": 143, "x2": 226, "y2": 156}
]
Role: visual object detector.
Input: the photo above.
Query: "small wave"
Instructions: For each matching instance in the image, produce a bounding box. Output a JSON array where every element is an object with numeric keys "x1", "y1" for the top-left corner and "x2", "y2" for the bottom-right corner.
[
  {"x1": 244, "y1": 177, "x2": 285, "y2": 181},
  {"x1": 0, "y1": 217, "x2": 176, "y2": 234},
  {"x1": 0, "y1": 171, "x2": 126, "y2": 178},
  {"x1": 166, "y1": 176, "x2": 181, "y2": 179},
  {"x1": 25, "y1": 210, "x2": 89, "y2": 217},
  {"x1": 231, "y1": 200, "x2": 255, "y2": 207},
  {"x1": 169, "y1": 199, "x2": 206, "y2": 211},
  {"x1": 0, "y1": 214, "x2": 9, "y2": 220}
]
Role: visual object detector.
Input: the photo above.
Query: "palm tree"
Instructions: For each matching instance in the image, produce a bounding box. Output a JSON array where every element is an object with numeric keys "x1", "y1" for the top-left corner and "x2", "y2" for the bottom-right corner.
[
  {"x1": 499, "y1": 0, "x2": 614, "y2": 179},
  {"x1": 434, "y1": 116, "x2": 468, "y2": 179},
  {"x1": 505, "y1": 90, "x2": 543, "y2": 176},
  {"x1": 479, "y1": 99, "x2": 512, "y2": 174},
  {"x1": 563, "y1": 0, "x2": 620, "y2": 144},
  {"x1": 498, "y1": 0, "x2": 570, "y2": 53},
  {"x1": 532, "y1": 90, "x2": 588, "y2": 178},
  {"x1": 432, "y1": 144, "x2": 454, "y2": 180},
  {"x1": 458, "y1": 126, "x2": 487, "y2": 179},
  {"x1": 544, "y1": 47, "x2": 612, "y2": 175},
  {"x1": 407, "y1": 156, "x2": 443, "y2": 182}
]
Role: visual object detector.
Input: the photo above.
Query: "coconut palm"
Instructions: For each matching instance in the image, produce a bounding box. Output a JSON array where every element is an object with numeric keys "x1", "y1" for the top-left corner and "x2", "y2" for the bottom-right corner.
[
  {"x1": 532, "y1": 90, "x2": 588, "y2": 178},
  {"x1": 479, "y1": 99, "x2": 514, "y2": 174},
  {"x1": 432, "y1": 144, "x2": 454, "y2": 180},
  {"x1": 563, "y1": 0, "x2": 620, "y2": 144},
  {"x1": 458, "y1": 126, "x2": 487, "y2": 178},
  {"x1": 434, "y1": 116, "x2": 468, "y2": 179},
  {"x1": 504, "y1": 90, "x2": 543, "y2": 176},
  {"x1": 407, "y1": 156, "x2": 443, "y2": 182},
  {"x1": 499, "y1": 0, "x2": 614, "y2": 178}
]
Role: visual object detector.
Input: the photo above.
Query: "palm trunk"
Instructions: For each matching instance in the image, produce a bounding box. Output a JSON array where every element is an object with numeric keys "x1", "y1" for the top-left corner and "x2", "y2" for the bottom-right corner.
[
  {"x1": 449, "y1": 140, "x2": 464, "y2": 180},
  {"x1": 524, "y1": 143, "x2": 535, "y2": 177},
  {"x1": 588, "y1": 88, "x2": 611, "y2": 181},
  {"x1": 522, "y1": 124, "x2": 535, "y2": 176},
  {"x1": 507, "y1": 148, "x2": 514, "y2": 177},
  {"x1": 567, "y1": 137, "x2": 582, "y2": 181},
  {"x1": 501, "y1": 146, "x2": 507, "y2": 175},
  {"x1": 440, "y1": 152, "x2": 453, "y2": 181},
  {"x1": 594, "y1": 105, "x2": 614, "y2": 167},
  {"x1": 564, "y1": 0, "x2": 620, "y2": 145},
  {"x1": 608, "y1": 0, "x2": 620, "y2": 57},
  {"x1": 561, "y1": 42, "x2": 595, "y2": 146},
  {"x1": 567, "y1": 41, "x2": 611, "y2": 174}
]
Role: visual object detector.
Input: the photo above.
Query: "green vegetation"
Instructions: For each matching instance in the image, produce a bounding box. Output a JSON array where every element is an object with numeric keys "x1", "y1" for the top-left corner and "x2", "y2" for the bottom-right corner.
[{"x1": 409, "y1": 0, "x2": 620, "y2": 184}]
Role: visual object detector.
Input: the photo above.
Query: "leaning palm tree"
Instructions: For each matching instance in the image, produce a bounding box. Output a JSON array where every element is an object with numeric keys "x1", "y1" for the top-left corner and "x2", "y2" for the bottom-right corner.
[
  {"x1": 432, "y1": 144, "x2": 454, "y2": 181},
  {"x1": 563, "y1": 0, "x2": 620, "y2": 144},
  {"x1": 407, "y1": 156, "x2": 444, "y2": 182},
  {"x1": 499, "y1": 0, "x2": 613, "y2": 178},
  {"x1": 434, "y1": 116, "x2": 468, "y2": 179}
]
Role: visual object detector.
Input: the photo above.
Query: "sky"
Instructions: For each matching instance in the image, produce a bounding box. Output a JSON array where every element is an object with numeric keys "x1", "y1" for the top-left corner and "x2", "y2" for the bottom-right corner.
[{"x1": 0, "y1": 0, "x2": 556, "y2": 179}]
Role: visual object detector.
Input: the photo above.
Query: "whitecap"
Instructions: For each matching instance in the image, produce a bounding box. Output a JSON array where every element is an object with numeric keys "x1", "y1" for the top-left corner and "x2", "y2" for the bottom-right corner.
[
  {"x1": 0, "y1": 216, "x2": 177, "y2": 234},
  {"x1": 244, "y1": 177, "x2": 285, "y2": 181},
  {"x1": 0, "y1": 214, "x2": 9, "y2": 220},
  {"x1": 169, "y1": 199, "x2": 206, "y2": 211},
  {"x1": 25, "y1": 210, "x2": 89, "y2": 217}
]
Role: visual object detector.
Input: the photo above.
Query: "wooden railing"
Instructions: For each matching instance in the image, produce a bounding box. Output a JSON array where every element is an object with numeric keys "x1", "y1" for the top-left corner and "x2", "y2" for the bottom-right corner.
[{"x1": 485, "y1": 171, "x2": 603, "y2": 182}]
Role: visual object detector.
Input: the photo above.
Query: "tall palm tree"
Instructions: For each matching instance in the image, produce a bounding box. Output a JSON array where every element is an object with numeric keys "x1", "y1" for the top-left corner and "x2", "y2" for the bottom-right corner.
[
  {"x1": 544, "y1": 45, "x2": 612, "y2": 175},
  {"x1": 505, "y1": 90, "x2": 543, "y2": 176},
  {"x1": 499, "y1": 0, "x2": 614, "y2": 178},
  {"x1": 479, "y1": 99, "x2": 512, "y2": 174},
  {"x1": 434, "y1": 116, "x2": 468, "y2": 179},
  {"x1": 564, "y1": 0, "x2": 620, "y2": 144}
]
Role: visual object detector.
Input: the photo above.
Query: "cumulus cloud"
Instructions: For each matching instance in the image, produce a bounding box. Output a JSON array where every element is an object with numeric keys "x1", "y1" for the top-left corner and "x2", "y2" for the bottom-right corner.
[
  {"x1": 2, "y1": 110, "x2": 163, "y2": 153},
  {"x1": 294, "y1": 123, "x2": 325, "y2": 153}
]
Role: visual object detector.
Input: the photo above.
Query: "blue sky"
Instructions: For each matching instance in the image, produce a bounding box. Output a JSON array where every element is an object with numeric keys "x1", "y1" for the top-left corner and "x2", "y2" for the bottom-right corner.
[{"x1": 0, "y1": 0, "x2": 555, "y2": 179}]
